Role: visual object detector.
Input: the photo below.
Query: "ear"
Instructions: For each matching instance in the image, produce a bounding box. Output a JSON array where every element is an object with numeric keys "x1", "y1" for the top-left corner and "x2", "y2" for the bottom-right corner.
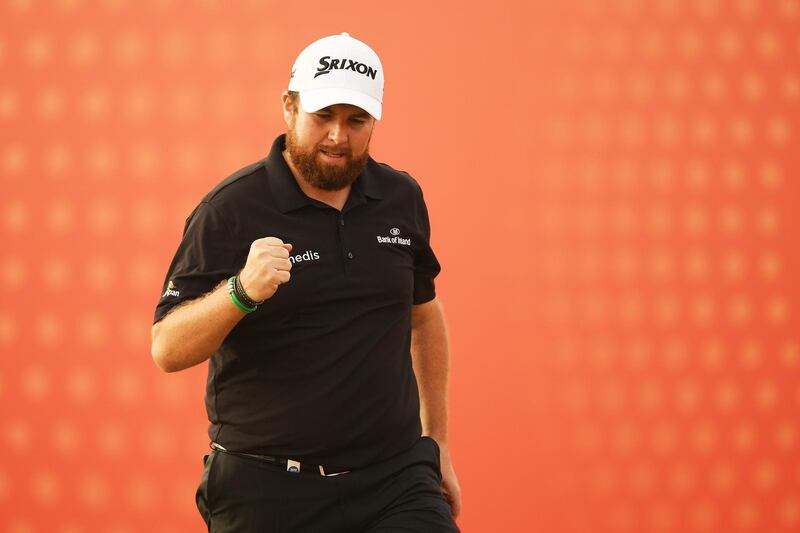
[{"x1": 281, "y1": 91, "x2": 295, "y2": 126}]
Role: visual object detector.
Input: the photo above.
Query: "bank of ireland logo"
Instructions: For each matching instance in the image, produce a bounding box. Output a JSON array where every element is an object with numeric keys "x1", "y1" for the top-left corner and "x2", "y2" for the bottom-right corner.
[{"x1": 376, "y1": 227, "x2": 411, "y2": 246}]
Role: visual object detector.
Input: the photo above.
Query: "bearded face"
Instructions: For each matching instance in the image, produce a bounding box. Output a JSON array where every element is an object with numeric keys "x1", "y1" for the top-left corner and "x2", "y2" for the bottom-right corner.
[{"x1": 285, "y1": 113, "x2": 372, "y2": 192}]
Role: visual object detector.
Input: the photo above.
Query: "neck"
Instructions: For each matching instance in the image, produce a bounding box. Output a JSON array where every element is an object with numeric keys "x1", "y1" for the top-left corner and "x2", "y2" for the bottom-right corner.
[{"x1": 282, "y1": 149, "x2": 351, "y2": 211}]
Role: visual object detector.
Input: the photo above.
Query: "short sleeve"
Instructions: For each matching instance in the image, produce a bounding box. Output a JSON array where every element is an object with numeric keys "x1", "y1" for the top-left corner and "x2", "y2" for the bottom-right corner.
[
  {"x1": 412, "y1": 184, "x2": 442, "y2": 305},
  {"x1": 153, "y1": 201, "x2": 241, "y2": 324}
]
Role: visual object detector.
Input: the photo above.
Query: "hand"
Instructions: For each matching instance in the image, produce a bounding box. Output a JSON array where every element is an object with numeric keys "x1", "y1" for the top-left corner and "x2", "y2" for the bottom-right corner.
[
  {"x1": 436, "y1": 440, "x2": 462, "y2": 519},
  {"x1": 238, "y1": 237, "x2": 293, "y2": 302}
]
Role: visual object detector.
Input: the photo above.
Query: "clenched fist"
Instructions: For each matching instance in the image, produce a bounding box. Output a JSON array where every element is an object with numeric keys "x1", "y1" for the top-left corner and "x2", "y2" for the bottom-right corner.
[{"x1": 237, "y1": 237, "x2": 293, "y2": 302}]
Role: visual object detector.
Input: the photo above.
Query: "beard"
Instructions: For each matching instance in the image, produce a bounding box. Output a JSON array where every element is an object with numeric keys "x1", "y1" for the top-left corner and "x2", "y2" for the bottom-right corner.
[{"x1": 285, "y1": 127, "x2": 371, "y2": 191}]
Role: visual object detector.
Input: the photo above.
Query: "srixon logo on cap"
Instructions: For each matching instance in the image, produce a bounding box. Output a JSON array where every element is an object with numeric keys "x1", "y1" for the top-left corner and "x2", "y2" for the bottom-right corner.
[{"x1": 315, "y1": 56, "x2": 378, "y2": 80}]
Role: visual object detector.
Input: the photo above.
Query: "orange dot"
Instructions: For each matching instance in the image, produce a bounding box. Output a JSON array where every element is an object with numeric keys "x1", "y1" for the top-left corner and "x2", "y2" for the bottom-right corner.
[
  {"x1": 768, "y1": 117, "x2": 791, "y2": 145},
  {"x1": 1, "y1": 143, "x2": 27, "y2": 177},
  {"x1": 130, "y1": 141, "x2": 161, "y2": 179},
  {"x1": 733, "y1": 421, "x2": 756, "y2": 451},
  {"x1": 86, "y1": 199, "x2": 119, "y2": 235},
  {"x1": 717, "y1": 29, "x2": 742, "y2": 59},
  {"x1": 86, "y1": 141, "x2": 117, "y2": 178},
  {"x1": 738, "y1": 340, "x2": 761, "y2": 368},
  {"x1": 173, "y1": 142, "x2": 203, "y2": 177},
  {"x1": 84, "y1": 256, "x2": 115, "y2": 291},
  {"x1": 141, "y1": 424, "x2": 176, "y2": 460},
  {"x1": 729, "y1": 116, "x2": 754, "y2": 144},
  {"x1": 722, "y1": 252, "x2": 746, "y2": 281},
  {"x1": 654, "y1": 115, "x2": 681, "y2": 146},
  {"x1": 733, "y1": 500, "x2": 759, "y2": 529},
  {"x1": 126, "y1": 476, "x2": 157, "y2": 511},
  {"x1": 20, "y1": 365, "x2": 50, "y2": 401},
  {"x1": 760, "y1": 161, "x2": 782, "y2": 189},
  {"x1": 653, "y1": 296, "x2": 680, "y2": 327},
  {"x1": 36, "y1": 87, "x2": 66, "y2": 120},
  {"x1": 130, "y1": 199, "x2": 163, "y2": 237},
  {"x1": 0, "y1": 313, "x2": 16, "y2": 346},
  {"x1": 651, "y1": 422, "x2": 678, "y2": 454},
  {"x1": 65, "y1": 367, "x2": 97, "y2": 404},
  {"x1": 780, "y1": 498, "x2": 799, "y2": 527},
  {"x1": 1, "y1": 255, "x2": 26, "y2": 289},
  {"x1": 719, "y1": 206, "x2": 743, "y2": 234},
  {"x1": 97, "y1": 422, "x2": 128, "y2": 456},
  {"x1": 691, "y1": 115, "x2": 717, "y2": 145},
  {"x1": 758, "y1": 31, "x2": 781, "y2": 60},
  {"x1": 110, "y1": 368, "x2": 144, "y2": 405},
  {"x1": 674, "y1": 380, "x2": 700, "y2": 412},
  {"x1": 714, "y1": 380, "x2": 740, "y2": 411},
  {"x1": 701, "y1": 338, "x2": 725, "y2": 370},
  {"x1": 159, "y1": 29, "x2": 191, "y2": 67},
  {"x1": 33, "y1": 313, "x2": 64, "y2": 348},
  {"x1": 686, "y1": 159, "x2": 711, "y2": 189},
  {"x1": 723, "y1": 161, "x2": 746, "y2": 188},
  {"x1": 684, "y1": 205, "x2": 709, "y2": 235},
  {"x1": 637, "y1": 380, "x2": 663, "y2": 412},
  {"x1": 78, "y1": 473, "x2": 110, "y2": 509},
  {"x1": 115, "y1": 30, "x2": 146, "y2": 65},
  {"x1": 690, "y1": 501, "x2": 718, "y2": 531},
  {"x1": 30, "y1": 471, "x2": 61, "y2": 505},
  {"x1": 758, "y1": 208, "x2": 779, "y2": 234},
  {"x1": 45, "y1": 199, "x2": 75, "y2": 234},
  {"x1": 775, "y1": 420, "x2": 796, "y2": 449},
  {"x1": 628, "y1": 463, "x2": 655, "y2": 495},
  {"x1": 782, "y1": 73, "x2": 800, "y2": 100},
  {"x1": 692, "y1": 422, "x2": 717, "y2": 453},
  {"x1": 781, "y1": 341, "x2": 799, "y2": 367},
  {"x1": 167, "y1": 85, "x2": 201, "y2": 123},
  {"x1": 25, "y1": 33, "x2": 53, "y2": 66},
  {"x1": 741, "y1": 72, "x2": 764, "y2": 100},
  {"x1": 728, "y1": 295, "x2": 752, "y2": 325},
  {"x1": 753, "y1": 460, "x2": 777, "y2": 491},
  {"x1": 736, "y1": 0, "x2": 758, "y2": 17},
  {"x1": 612, "y1": 424, "x2": 640, "y2": 454},
  {"x1": 669, "y1": 463, "x2": 696, "y2": 493},
  {"x1": 710, "y1": 462, "x2": 736, "y2": 492},
  {"x1": 42, "y1": 257, "x2": 71, "y2": 290},
  {"x1": 124, "y1": 85, "x2": 155, "y2": 122},
  {"x1": 81, "y1": 87, "x2": 110, "y2": 121},
  {"x1": 44, "y1": 143, "x2": 73, "y2": 178},
  {"x1": 702, "y1": 72, "x2": 727, "y2": 100},
  {"x1": 767, "y1": 297, "x2": 789, "y2": 324},
  {"x1": 0, "y1": 87, "x2": 19, "y2": 119},
  {"x1": 5, "y1": 419, "x2": 32, "y2": 451},
  {"x1": 640, "y1": 31, "x2": 666, "y2": 59},
  {"x1": 51, "y1": 419, "x2": 80, "y2": 454},
  {"x1": 678, "y1": 29, "x2": 704, "y2": 59},
  {"x1": 70, "y1": 32, "x2": 99, "y2": 66},
  {"x1": 77, "y1": 312, "x2": 108, "y2": 348}
]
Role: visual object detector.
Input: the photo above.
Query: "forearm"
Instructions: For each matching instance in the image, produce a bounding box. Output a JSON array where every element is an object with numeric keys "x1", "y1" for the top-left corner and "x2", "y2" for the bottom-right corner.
[
  {"x1": 151, "y1": 279, "x2": 246, "y2": 373},
  {"x1": 410, "y1": 299, "x2": 451, "y2": 444}
]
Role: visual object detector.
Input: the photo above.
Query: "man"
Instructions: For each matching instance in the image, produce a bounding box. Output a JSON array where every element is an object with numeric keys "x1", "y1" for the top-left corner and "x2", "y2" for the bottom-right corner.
[{"x1": 151, "y1": 32, "x2": 460, "y2": 532}]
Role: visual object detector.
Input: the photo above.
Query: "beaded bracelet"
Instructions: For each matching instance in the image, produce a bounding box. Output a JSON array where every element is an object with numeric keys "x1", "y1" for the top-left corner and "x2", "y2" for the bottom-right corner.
[{"x1": 227, "y1": 276, "x2": 257, "y2": 313}]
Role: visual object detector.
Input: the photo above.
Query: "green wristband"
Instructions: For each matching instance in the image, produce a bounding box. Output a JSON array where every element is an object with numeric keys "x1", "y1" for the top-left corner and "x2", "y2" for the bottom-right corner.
[{"x1": 227, "y1": 276, "x2": 256, "y2": 313}]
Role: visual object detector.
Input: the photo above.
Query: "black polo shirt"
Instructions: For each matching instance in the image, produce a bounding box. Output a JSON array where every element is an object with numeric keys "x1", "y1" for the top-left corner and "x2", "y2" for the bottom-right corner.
[{"x1": 154, "y1": 134, "x2": 441, "y2": 469}]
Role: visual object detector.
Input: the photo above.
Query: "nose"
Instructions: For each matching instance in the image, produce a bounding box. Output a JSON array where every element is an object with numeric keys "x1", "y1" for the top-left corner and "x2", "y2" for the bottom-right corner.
[{"x1": 327, "y1": 118, "x2": 349, "y2": 146}]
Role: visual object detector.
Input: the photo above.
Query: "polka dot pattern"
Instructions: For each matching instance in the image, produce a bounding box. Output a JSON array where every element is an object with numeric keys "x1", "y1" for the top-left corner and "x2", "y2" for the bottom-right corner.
[{"x1": 2, "y1": 1, "x2": 798, "y2": 532}]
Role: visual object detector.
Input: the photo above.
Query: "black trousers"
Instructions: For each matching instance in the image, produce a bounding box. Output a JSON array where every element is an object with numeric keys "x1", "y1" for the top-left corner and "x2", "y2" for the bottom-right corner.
[{"x1": 196, "y1": 436, "x2": 460, "y2": 532}]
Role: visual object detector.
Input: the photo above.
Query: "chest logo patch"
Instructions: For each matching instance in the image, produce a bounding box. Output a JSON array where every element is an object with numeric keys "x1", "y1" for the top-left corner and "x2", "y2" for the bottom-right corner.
[
  {"x1": 289, "y1": 250, "x2": 321, "y2": 264},
  {"x1": 377, "y1": 227, "x2": 411, "y2": 246}
]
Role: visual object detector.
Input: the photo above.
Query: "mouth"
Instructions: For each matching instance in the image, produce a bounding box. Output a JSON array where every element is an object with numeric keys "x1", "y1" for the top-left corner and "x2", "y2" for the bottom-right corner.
[{"x1": 318, "y1": 147, "x2": 348, "y2": 162}]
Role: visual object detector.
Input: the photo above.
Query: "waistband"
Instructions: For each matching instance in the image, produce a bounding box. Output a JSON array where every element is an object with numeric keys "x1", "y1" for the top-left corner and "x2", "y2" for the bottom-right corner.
[{"x1": 210, "y1": 441, "x2": 351, "y2": 476}]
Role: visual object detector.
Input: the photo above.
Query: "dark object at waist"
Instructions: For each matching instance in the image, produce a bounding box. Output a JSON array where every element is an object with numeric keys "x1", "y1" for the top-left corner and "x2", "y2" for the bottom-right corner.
[{"x1": 210, "y1": 442, "x2": 351, "y2": 476}]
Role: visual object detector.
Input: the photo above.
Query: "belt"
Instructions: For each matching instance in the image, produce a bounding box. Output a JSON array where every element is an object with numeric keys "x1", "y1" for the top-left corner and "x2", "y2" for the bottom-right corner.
[{"x1": 210, "y1": 442, "x2": 351, "y2": 477}]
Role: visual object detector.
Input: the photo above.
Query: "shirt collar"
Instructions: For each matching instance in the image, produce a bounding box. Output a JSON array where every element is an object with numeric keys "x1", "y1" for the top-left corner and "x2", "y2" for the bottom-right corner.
[{"x1": 264, "y1": 134, "x2": 383, "y2": 214}]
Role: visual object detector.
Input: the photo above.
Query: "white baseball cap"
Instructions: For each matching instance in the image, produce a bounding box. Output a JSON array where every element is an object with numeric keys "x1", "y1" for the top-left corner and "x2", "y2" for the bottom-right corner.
[{"x1": 288, "y1": 32, "x2": 384, "y2": 120}]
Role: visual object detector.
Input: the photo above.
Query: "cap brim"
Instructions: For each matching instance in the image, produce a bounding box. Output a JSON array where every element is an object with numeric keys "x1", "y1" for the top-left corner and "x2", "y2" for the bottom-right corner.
[{"x1": 299, "y1": 88, "x2": 382, "y2": 120}]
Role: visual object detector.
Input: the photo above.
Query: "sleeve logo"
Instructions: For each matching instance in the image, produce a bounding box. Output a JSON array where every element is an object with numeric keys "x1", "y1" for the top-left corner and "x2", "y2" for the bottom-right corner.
[{"x1": 162, "y1": 280, "x2": 180, "y2": 298}]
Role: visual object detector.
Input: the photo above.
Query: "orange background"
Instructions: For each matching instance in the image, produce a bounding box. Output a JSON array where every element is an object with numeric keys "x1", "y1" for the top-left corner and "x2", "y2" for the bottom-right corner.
[{"x1": 2, "y1": 0, "x2": 799, "y2": 532}]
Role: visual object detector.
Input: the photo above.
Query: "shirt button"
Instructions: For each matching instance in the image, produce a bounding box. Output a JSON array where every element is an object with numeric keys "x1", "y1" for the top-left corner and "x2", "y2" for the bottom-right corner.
[
  {"x1": 340, "y1": 218, "x2": 345, "y2": 226},
  {"x1": 347, "y1": 252, "x2": 354, "y2": 259}
]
